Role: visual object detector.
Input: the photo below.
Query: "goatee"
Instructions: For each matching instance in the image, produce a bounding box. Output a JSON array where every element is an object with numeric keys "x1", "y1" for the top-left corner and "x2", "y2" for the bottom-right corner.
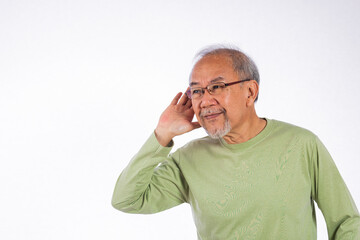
[{"x1": 200, "y1": 108, "x2": 231, "y2": 139}]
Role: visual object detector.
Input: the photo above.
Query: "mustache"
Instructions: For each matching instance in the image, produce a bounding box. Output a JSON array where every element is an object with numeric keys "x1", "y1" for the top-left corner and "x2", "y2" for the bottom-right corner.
[{"x1": 200, "y1": 107, "x2": 226, "y2": 117}]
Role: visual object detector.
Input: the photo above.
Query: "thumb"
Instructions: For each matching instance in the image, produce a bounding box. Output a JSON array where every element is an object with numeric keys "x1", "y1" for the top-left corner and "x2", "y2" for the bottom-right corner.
[{"x1": 191, "y1": 122, "x2": 201, "y2": 129}]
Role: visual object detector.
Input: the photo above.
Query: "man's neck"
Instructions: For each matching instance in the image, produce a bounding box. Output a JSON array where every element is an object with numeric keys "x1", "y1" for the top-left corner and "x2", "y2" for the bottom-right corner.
[{"x1": 223, "y1": 116, "x2": 267, "y2": 144}]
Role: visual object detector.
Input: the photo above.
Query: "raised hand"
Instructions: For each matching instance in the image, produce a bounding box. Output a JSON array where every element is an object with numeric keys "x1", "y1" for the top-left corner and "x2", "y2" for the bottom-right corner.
[{"x1": 155, "y1": 90, "x2": 201, "y2": 146}]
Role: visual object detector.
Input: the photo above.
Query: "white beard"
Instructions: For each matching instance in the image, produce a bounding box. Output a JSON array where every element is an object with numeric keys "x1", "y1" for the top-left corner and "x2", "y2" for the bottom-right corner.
[{"x1": 203, "y1": 115, "x2": 231, "y2": 139}]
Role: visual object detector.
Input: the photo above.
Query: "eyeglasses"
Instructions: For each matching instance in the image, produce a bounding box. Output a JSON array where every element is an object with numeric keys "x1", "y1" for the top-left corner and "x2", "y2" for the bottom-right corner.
[{"x1": 187, "y1": 79, "x2": 251, "y2": 99}]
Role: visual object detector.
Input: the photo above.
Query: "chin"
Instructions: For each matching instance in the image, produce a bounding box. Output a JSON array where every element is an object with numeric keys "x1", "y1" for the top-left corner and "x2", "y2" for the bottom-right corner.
[{"x1": 204, "y1": 120, "x2": 231, "y2": 139}]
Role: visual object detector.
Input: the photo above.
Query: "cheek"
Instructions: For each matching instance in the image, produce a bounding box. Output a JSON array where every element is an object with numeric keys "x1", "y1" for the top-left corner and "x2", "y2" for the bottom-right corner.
[
  {"x1": 217, "y1": 97, "x2": 230, "y2": 111},
  {"x1": 220, "y1": 96, "x2": 240, "y2": 118}
]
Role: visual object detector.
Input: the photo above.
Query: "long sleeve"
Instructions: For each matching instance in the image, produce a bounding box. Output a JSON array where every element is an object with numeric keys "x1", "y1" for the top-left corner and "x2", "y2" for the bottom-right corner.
[
  {"x1": 310, "y1": 137, "x2": 360, "y2": 239},
  {"x1": 111, "y1": 133, "x2": 188, "y2": 214}
]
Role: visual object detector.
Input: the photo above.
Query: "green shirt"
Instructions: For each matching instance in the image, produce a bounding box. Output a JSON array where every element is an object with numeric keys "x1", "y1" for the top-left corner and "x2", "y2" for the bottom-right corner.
[{"x1": 112, "y1": 119, "x2": 360, "y2": 239}]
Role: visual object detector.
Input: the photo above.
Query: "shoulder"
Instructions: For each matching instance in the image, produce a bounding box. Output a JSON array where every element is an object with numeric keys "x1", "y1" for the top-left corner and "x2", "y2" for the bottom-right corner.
[
  {"x1": 269, "y1": 119, "x2": 318, "y2": 140},
  {"x1": 265, "y1": 119, "x2": 322, "y2": 151}
]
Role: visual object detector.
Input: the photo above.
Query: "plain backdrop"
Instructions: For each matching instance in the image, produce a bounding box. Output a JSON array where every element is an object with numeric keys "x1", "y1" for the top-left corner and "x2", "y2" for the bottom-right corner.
[{"x1": 1, "y1": 0, "x2": 359, "y2": 239}]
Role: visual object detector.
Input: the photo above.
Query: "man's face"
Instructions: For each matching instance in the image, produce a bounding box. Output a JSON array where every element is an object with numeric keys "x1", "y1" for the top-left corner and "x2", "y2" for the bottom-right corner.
[{"x1": 190, "y1": 54, "x2": 250, "y2": 138}]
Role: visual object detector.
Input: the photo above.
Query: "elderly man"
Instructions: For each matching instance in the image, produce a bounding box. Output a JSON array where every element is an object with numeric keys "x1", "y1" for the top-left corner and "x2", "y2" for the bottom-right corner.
[{"x1": 112, "y1": 46, "x2": 360, "y2": 239}]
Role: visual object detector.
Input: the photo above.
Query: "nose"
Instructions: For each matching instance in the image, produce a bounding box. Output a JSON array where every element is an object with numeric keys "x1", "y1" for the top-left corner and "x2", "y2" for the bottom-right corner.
[{"x1": 199, "y1": 90, "x2": 218, "y2": 108}]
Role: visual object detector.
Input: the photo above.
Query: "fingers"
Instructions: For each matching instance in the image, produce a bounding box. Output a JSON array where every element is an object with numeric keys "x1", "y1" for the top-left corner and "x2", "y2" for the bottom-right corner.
[
  {"x1": 185, "y1": 98, "x2": 192, "y2": 108},
  {"x1": 185, "y1": 87, "x2": 191, "y2": 98},
  {"x1": 178, "y1": 91, "x2": 190, "y2": 105},
  {"x1": 171, "y1": 92, "x2": 183, "y2": 105},
  {"x1": 171, "y1": 90, "x2": 192, "y2": 108}
]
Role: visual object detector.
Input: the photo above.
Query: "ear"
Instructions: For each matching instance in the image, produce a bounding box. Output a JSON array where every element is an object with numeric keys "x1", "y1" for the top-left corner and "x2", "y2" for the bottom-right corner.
[{"x1": 246, "y1": 80, "x2": 259, "y2": 107}]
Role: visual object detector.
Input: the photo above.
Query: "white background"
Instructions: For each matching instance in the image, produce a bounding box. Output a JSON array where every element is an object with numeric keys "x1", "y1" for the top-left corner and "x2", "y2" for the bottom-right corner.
[{"x1": 1, "y1": 0, "x2": 359, "y2": 239}]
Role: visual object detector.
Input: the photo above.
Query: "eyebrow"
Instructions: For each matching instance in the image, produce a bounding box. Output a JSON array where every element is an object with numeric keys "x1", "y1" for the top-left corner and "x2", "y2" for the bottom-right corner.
[{"x1": 190, "y1": 76, "x2": 224, "y2": 86}]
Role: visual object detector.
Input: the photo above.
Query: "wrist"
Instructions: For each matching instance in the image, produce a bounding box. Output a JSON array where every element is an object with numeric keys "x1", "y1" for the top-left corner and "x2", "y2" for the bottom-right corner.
[{"x1": 154, "y1": 128, "x2": 174, "y2": 147}]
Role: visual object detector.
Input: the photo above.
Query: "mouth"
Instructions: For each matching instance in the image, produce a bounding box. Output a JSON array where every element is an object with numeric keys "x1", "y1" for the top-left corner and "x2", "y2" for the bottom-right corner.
[
  {"x1": 200, "y1": 108, "x2": 225, "y2": 121},
  {"x1": 203, "y1": 112, "x2": 223, "y2": 120}
]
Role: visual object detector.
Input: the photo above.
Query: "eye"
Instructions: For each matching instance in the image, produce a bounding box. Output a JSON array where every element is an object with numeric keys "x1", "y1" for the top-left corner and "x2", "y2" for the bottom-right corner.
[
  {"x1": 210, "y1": 83, "x2": 224, "y2": 92},
  {"x1": 212, "y1": 84, "x2": 221, "y2": 90},
  {"x1": 191, "y1": 89, "x2": 201, "y2": 95}
]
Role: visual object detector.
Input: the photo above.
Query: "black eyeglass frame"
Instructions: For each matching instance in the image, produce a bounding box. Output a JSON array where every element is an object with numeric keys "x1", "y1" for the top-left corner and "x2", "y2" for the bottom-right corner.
[{"x1": 187, "y1": 78, "x2": 252, "y2": 99}]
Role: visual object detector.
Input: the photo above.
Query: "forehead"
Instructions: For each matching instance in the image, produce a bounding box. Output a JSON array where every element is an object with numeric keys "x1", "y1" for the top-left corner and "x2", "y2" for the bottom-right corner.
[{"x1": 190, "y1": 54, "x2": 236, "y2": 85}]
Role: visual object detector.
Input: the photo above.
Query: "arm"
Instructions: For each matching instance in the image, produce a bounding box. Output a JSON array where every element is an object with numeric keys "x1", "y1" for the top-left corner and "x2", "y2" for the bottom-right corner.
[
  {"x1": 111, "y1": 133, "x2": 188, "y2": 213},
  {"x1": 310, "y1": 137, "x2": 360, "y2": 239},
  {"x1": 111, "y1": 91, "x2": 200, "y2": 214}
]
